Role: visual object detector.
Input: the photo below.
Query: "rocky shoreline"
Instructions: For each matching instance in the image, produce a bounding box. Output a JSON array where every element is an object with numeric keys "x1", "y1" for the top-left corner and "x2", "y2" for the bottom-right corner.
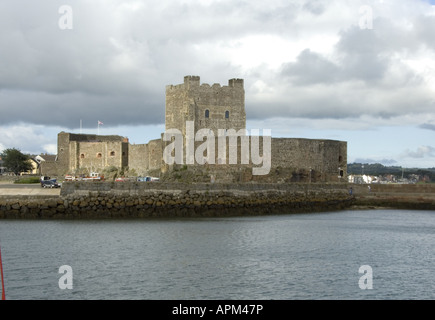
[
  {"x1": 0, "y1": 182, "x2": 353, "y2": 219},
  {"x1": 1, "y1": 182, "x2": 434, "y2": 219}
]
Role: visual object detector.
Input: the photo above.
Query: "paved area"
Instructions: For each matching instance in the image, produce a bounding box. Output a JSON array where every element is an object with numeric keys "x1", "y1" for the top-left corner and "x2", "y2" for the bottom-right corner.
[{"x1": 0, "y1": 183, "x2": 61, "y2": 196}]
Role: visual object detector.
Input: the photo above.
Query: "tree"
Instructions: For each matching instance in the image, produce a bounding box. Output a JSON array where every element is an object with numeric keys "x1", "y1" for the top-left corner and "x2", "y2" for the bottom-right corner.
[{"x1": 0, "y1": 148, "x2": 33, "y2": 175}]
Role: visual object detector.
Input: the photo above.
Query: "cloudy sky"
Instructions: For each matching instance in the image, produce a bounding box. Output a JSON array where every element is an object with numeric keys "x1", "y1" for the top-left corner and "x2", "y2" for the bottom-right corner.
[{"x1": 0, "y1": 0, "x2": 434, "y2": 168}]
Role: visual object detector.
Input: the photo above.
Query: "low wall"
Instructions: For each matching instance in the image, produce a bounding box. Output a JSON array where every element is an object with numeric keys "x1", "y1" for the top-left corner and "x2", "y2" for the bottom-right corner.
[
  {"x1": 60, "y1": 181, "x2": 348, "y2": 196},
  {"x1": 350, "y1": 183, "x2": 435, "y2": 210},
  {"x1": 0, "y1": 182, "x2": 352, "y2": 219},
  {"x1": 351, "y1": 183, "x2": 435, "y2": 194}
]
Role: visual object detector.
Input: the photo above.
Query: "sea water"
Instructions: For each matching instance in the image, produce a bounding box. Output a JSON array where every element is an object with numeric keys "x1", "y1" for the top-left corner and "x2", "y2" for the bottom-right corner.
[{"x1": 0, "y1": 209, "x2": 434, "y2": 300}]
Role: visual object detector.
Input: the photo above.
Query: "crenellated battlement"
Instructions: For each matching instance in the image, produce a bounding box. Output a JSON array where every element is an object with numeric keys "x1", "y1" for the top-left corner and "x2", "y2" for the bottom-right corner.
[
  {"x1": 167, "y1": 76, "x2": 244, "y2": 91},
  {"x1": 229, "y1": 78, "x2": 243, "y2": 87}
]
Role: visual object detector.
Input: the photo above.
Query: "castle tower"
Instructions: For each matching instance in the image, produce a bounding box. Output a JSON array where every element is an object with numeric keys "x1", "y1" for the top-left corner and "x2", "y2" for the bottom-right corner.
[{"x1": 165, "y1": 76, "x2": 246, "y2": 136}]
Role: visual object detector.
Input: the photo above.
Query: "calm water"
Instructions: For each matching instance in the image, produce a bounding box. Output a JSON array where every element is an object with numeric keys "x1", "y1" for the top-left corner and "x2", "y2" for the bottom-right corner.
[{"x1": 0, "y1": 209, "x2": 434, "y2": 300}]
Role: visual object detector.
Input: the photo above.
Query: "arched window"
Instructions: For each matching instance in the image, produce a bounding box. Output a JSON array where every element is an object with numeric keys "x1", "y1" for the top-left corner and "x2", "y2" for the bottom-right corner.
[
  {"x1": 338, "y1": 156, "x2": 343, "y2": 163},
  {"x1": 110, "y1": 151, "x2": 115, "y2": 157},
  {"x1": 80, "y1": 154, "x2": 85, "y2": 159},
  {"x1": 205, "y1": 109, "x2": 209, "y2": 118},
  {"x1": 225, "y1": 110, "x2": 229, "y2": 119},
  {"x1": 96, "y1": 153, "x2": 102, "y2": 158}
]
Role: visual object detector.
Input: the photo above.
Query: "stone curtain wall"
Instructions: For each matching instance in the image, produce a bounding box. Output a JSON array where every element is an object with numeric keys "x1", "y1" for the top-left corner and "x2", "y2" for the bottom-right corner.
[
  {"x1": 128, "y1": 144, "x2": 149, "y2": 176},
  {"x1": 40, "y1": 160, "x2": 60, "y2": 176},
  {"x1": 270, "y1": 138, "x2": 347, "y2": 182},
  {"x1": 160, "y1": 137, "x2": 347, "y2": 183}
]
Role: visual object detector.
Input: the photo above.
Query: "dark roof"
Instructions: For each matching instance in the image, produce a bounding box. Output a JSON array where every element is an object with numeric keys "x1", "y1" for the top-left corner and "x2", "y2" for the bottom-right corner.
[{"x1": 39, "y1": 154, "x2": 57, "y2": 162}]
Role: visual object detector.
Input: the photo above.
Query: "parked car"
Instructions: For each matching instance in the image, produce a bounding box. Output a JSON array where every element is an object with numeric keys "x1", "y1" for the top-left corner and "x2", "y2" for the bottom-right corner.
[
  {"x1": 41, "y1": 180, "x2": 60, "y2": 188},
  {"x1": 137, "y1": 176, "x2": 160, "y2": 182}
]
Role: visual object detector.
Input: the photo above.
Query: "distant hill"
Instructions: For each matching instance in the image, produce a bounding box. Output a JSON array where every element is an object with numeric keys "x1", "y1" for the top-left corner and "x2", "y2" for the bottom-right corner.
[{"x1": 347, "y1": 163, "x2": 435, "y2": 180}]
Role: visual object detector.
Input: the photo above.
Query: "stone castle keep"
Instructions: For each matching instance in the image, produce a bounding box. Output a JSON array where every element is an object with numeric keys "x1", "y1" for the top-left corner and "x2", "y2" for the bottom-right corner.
[{"x1": 42, "y1": 76, "x2": 347, "y2": 183}]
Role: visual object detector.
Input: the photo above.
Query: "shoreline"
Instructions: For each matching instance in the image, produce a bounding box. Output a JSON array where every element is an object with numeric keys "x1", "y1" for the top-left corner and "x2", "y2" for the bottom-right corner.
[
  {"x1": 1, "y1": 182, "x2": 352, "y2": 219},
  {"x1": 0, "y1": 182, "x2": 434, "y2": 219}
]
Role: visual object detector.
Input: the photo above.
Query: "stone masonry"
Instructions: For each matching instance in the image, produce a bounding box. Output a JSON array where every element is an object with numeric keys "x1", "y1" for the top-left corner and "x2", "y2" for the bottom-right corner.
[{"x1": 43, "y1": 76, "x2": 347, "y2": 183}]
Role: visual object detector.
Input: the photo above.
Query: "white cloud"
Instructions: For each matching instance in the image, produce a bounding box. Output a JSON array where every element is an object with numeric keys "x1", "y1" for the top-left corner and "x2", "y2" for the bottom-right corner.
[
  {"x1": 0, "y1": 124, "x2": 60, "y2": 155},
  {"x1": 401, "y1": 146, "x2": 435, "y2": 159},
  {"x1": 42, "y1": 144, "x2": 57, "y2": 154}
]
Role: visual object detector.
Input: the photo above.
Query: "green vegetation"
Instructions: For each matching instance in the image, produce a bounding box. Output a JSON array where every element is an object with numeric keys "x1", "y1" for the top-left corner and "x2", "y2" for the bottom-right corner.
[
  {"x1": 14, "y1": 176, "x2": 41, "y2": 184},
  {"x1": 0, "y1": 148, "x2": 33, "y2": 175}
]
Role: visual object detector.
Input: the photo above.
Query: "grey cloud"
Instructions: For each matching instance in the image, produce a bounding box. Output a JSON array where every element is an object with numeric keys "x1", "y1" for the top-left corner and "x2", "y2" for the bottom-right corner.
[
  {"x1": 1, "y1": 0, "x2": 435, "y2": 130},
  {"x1": 420, "y1": 123, "x2": 435, "y2": 131},
  {"x1": 302, "y1": 0, "x2": 326, "y2": 15},
  {"x1": 281, "y1": 49, "x2": 341, "y2": 85},
  {"x1": 282, "y1": 24, "x2": 391, "y2": 86},
  {"x1": 0, "y1": 90, "x2": 163, "y2": 129},
  {"x1": 0, "y1": 0, "x2": 301, "y2": 129}
]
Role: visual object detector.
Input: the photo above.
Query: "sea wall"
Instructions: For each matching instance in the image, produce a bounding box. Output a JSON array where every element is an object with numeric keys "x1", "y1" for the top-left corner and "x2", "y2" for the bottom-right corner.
[
  {"x1": 0, "y1": 182, "x2": 352, "y2": 219},
  {"x1": 351, "y1": 183, "x2": 435, "y2": 210}
]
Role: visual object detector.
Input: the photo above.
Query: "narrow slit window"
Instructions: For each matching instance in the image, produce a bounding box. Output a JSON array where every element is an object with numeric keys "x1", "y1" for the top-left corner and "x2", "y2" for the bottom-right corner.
[
  {"x1": 225, "y1": 111, "x2": 229, "y2": 119},
  {"x1": 205, "y1": 110, "x2": 209, "y2": 118}
]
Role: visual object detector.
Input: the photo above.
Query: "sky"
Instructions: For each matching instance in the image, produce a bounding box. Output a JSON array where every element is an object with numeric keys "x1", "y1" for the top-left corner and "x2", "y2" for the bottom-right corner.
[{"x1": 0, "y1": 0, "x2": 434, "y2": 168}]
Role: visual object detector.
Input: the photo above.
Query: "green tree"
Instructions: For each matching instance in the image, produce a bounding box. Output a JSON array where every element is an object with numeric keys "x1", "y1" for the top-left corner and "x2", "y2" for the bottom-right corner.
[{"x1": 0, "y1": 148, "x2": 33, "y2": 175}]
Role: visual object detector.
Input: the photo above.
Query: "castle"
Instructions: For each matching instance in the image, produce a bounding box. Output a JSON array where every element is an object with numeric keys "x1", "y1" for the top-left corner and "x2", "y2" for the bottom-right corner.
[{"x1": 41, "y1": 76, "x2": 347, "y2": 183}]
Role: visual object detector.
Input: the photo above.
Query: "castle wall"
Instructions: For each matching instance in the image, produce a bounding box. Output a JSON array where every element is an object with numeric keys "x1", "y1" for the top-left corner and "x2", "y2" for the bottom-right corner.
[
  {"x1": 165, "y1": 76, "x2": 246, "y2": 136},
  {"x1": 148, "y1": 139, "x2": 163, "y2": 171},
  {"x1": 56, "y1": 132, "x2": 130, "y2": 175},
  {"x1": 57, "y1": 132, "x2": 72, "y2": 175},
  {"x1": 40, "y1": 161, "x2": 60, "y2": 176},
  {"x1": 270, "y1": 138, "x2": 347, "y2": 182},
  {"x1": 129, "y1": 144, "x2": 149, "y2": 175},
  {"x1": 165, "y1": 77, "x2": 194, "y2": 135},
  {"x1": 161, "y1": 135, "x2": 347, "y2": 183},
  {"x1": 73, "y1": 141, "x2": 124, "y2": 172}
]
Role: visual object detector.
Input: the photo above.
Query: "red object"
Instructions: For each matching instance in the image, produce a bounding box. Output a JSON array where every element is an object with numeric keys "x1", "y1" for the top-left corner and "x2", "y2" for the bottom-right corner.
[{"x1": 0, "y1": 245, "x2": 5, "y2": 300}]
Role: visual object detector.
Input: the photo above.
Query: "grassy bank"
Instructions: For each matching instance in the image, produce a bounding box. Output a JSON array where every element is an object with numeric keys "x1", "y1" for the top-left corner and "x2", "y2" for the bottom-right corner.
[{"x1": 14, "y1": 177, "x2": 41, "y2": 184}]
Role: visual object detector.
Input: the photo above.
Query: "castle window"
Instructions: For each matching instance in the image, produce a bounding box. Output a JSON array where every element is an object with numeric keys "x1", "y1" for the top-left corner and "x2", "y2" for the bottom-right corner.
[
  {"x1": 338, "y1": 156, "x2": 343, "y2": 163},
  {"x1": 205, "y1": 109, "x2": 209, "y2": 118},
  {"x1": 110, "y1": 151, "x2": 115, "y2": 157},
  {"x1": 225, "y1": 110, "x2": 229, "y2": 119},
  {"x1": 80, "y1": 154, "x2": 85, "y2": 159},
  {"x1": 122, "y1": 152, "x2": 126, "y2": 156},
  {"x1": 97, "y1": 153, "x2": 102, "y2": 158}
]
